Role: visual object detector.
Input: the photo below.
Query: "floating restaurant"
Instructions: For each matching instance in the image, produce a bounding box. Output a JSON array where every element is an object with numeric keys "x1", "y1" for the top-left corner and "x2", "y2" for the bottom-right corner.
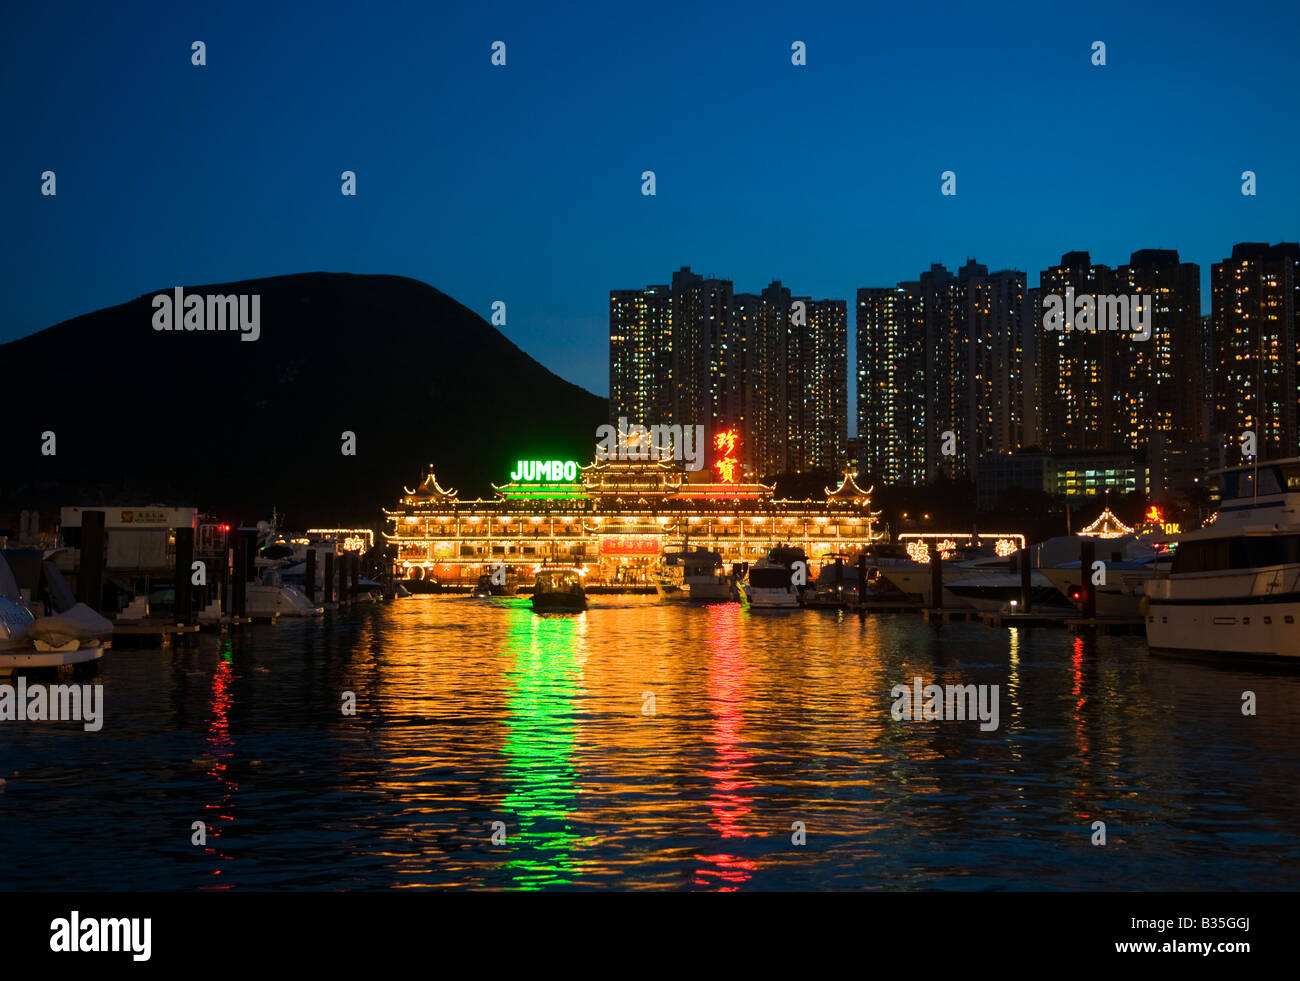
[{"x1": 383, "y1": 440, "x2": 884, "y2": 584}]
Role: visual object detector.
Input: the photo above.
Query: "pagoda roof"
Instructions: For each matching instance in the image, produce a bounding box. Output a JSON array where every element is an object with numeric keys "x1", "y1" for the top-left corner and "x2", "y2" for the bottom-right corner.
[
  {"x1": 402, "y1": 467, "x2": 459, "y2": 501},
  {"x1": 825, "y1": 470, "x2": 873, "y2": 501},
  {"x1": 1079, "y1": 506, "x2": 1133, "y2": 538}
]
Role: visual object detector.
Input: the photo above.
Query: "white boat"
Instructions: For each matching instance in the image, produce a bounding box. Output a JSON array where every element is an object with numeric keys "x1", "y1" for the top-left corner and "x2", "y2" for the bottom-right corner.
[
  {"x1": 1145, "y1": 458, "x2": 1300, "y2": 659},
  {"x1": 884, "y1": 535, "x2": 1155, "y2": 610},
  {"x1": 0, "y1": 550, "x2": 111, "y2": 674},
  {"x1": 741, "y1": 546, "x2": 806, "y2": 608},
  {"x1": 942, "y1": 571, "x2": 1073, "y2": 613},
  {"x1": 245, "y1": 576, "x2": 323, "y2": 618},
  {"x1": 1042, "y1": 554, "x2": 1170, "y2": 618},
  {"x1": 671, "y1": 548, "x2": 733, "y2": 602}
]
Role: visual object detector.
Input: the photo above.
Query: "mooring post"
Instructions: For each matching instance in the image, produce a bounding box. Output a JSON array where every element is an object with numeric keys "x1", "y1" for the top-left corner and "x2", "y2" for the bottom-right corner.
[
  {"x1": 77, "y1": 510, "x2": 106, "y2": 614},
  {"x1": 1020, "y1": 547, "x2": 1032, "y2": 614},
  {"x1": 232, "y1": 535, "x2": 247, "y2": 620},
  {"x1": 929, "y1": 541, "x2": 943, "y2": 611},
  {"x1": 175, "y1": 524, "x2": 194, "y2": 626},
  {"x1": 324, "y1": 552, "x2": 335, "y2": 606},
  {"x1": 305, "y1": 548, "x2": 317, "y2": 604},
  {"x1": 1080, "y1": 537, "x2": 1097, "y2": 620}
]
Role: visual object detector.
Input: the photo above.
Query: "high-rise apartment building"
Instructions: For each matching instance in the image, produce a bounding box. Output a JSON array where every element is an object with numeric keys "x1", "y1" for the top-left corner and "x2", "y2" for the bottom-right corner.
[
  {"x1": 1211, "y1": 242, "x2": 1300, "y2": 459},
  {"x1": 610, "y1": 268, "x2": 848, "y2": 477}
]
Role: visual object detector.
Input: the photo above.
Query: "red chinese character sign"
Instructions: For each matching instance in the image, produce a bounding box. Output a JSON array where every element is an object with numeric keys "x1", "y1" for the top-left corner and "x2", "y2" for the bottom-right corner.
[{"x1": 714, "y1": 429, "x2": 740, "y2": 484}]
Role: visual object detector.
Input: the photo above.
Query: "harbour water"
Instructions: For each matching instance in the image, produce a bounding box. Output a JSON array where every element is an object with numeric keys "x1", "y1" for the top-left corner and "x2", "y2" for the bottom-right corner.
[{"x1": 2, "y1": 596, "x2": 1298, "y2": 891}]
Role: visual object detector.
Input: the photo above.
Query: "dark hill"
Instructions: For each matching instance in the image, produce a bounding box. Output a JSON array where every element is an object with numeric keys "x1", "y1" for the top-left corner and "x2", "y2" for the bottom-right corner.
[{"x1": 0, "y1": 273, "x2": 606, "y2": 526}]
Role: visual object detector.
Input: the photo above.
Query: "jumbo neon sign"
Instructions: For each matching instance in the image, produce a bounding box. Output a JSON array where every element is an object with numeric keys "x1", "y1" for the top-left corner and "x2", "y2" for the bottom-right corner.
[{"x1": 509, "y1": 460, "x2": 580, "y2": 481}]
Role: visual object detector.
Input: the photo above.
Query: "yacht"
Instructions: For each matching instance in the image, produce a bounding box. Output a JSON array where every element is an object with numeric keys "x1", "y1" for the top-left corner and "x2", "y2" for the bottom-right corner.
[
  {"x1": 1043, "y1": 553, "x2": 1171, "y2": 618},
  {"x1": 1145, "y1": 458, "x2": 1300, "y2": 659},
  {"x1": 0, "y1": 550, "x2": 112, "y2": 674},
  {"x1": 668, "y1": 548, "x2": 733, "y2": 602},
  {"x1": 741, "y1": 546, "x2": 807, "y2": 608},
  {"x1": 532, "y1": 566, "x2": 587, "y2": 612}
]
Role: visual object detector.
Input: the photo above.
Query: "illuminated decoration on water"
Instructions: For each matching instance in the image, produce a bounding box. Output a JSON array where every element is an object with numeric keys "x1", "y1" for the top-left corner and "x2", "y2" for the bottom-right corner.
[
  {"x1": 307, "y1": 528, "x2": 375, "y2": 551},
  {"x1": 899, "y1": 532, "x2": 1026, "y2": 563},
  {"x1": 385, "y1": 456, "x2": 884, "y2": 584},
  {"x1": 713, "y1": 429, "x2": 740, "y2": 484},
  {"x1": 993, "y1": 537, "x2": 1018, "y2": 558},
  {"x1": 1078, "y1": 507, "x2": 1134, "y2": 538}
]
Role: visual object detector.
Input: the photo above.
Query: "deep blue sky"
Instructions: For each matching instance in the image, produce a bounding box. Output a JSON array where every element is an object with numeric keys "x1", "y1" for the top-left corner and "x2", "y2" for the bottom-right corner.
[{"x1": 4, "y1": 0, "x2": 1298, "y2": 411}]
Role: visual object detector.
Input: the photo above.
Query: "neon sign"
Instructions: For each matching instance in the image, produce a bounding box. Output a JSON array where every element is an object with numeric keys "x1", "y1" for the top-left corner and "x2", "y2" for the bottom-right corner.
[
  {"x1": 600, "y1": 537, "x2": 661, "y2": 556},
  {"x1": 713, "y1": 429, "x2": 739, "y2": 484},
  {"x1": 510, "y1": 460, "x2": 579, "y2": 481}
]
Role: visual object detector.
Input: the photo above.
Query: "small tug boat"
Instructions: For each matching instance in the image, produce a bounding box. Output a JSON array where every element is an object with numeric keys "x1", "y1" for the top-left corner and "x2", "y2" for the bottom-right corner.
[{"x1": 531, "y1": 566, "x2": 587, "y2": 612}]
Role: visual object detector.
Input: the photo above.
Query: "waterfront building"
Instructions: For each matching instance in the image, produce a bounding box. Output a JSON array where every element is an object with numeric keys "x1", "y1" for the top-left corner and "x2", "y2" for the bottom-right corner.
[
  {"x1": 976, "y1": 450, "x2": 1146, "y2": 509},
  {"x1": 383, "y1": 447, "x2": 884, "y2": 585}
]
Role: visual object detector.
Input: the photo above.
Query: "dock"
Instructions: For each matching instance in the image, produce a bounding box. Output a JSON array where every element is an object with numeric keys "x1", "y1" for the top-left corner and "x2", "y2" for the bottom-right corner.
[
  {"x1": 1065, "y1": 616, "x2": 1146, "y2": 635},
  {"x1": 111, "y1": 621, "x2": 202, "y2": 646},
  {"x1": 979, "y1": 610, "x2": 1072, "y2": 628},
  {"x1": 922, "y1": 608, "x2": 981, "y2": 623}
]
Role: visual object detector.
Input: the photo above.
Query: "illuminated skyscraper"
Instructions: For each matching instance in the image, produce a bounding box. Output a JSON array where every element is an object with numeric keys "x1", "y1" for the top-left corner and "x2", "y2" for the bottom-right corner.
[
  {"x1": 1211, "y1": 242, "x2": 1300, "y2": 459},
  {"x1": 857, "y1": 260, "x2": 1028, "y2": 484},
  {"x1": 857, "y1": 285, "x2": 926, "y2": 484},
  {"x1": 609, "y1": 284, "x2": 672, "y2": 425},
  {"x1": 610, "y1": 268, "x2": 848, "y2": 476},
  {"x1": 1113, "y1": 249, "x2": 1203, "y2": 448}
]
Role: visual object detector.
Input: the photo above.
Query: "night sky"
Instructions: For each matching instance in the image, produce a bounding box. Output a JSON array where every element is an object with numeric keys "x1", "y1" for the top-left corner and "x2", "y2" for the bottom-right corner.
[{"x1": 4, "y1": 0, "x2": 1298, "y2": 405}]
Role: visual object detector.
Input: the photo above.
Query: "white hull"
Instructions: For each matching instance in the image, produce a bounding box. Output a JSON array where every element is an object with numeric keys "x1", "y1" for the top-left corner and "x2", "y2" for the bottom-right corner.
[
  {"x1": 1042, "y1": 568, "x2": 1156, "y2": 618},
  {"x1": 0, "y1": 642, "x2": 105, "y2": 674},
  {"x1": 743, "y1": 585, "x2": 800, "y2": 608},
  {"x1": 1146, "y1": 564, "x2": 1300, "y2": 658},
  {"x1": 1146, "y1": 599, "x2": 1300, "y2": 658},
  {"x1": 246, "y1": 584, "x2": 324, "y2": 618},
  {"x1": 882, "y1": 567, "x2": 1004, "y2": 608},
  {"x1": 686, "y1": 580, "x2": 733, "y2": 602}
]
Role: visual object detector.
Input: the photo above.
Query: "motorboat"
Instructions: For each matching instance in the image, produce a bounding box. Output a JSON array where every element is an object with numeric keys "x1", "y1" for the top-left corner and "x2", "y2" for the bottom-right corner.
[
  {"x1": 1145, "y1": 458, "x2": 1300, "y2": 659},
  {"x1": 667, "y1": 547, "x2": 733, "y2": 602},
  {"x1": 531, "y1": 566, "x2": 587, "y2": 612},
  {"x1": 1043, "y1": 553, "x2": 1171, "y2": 618},
  {"x1": 741, "y1": 545, "x2": 807, "y2": 608},
  {"x1": 0, "y1": 550, "x2": 112, "y2": 674},
  {"x1": 883, "y1": 535, "x2": 1153, "y2": 610}
]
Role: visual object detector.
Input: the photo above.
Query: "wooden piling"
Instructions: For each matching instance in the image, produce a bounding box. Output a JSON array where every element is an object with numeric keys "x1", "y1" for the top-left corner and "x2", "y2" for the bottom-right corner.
[
  {"x1": 929, "y1": 541, "x2": 943, "y2": 611},
  {"x1": 1019, "y1": 548, "x2": 1033, "y2": 614},
  {"x1": 323, "y1": 552, "x2": 335, "y2": 605},
  {"x1": 77, "y1": 510, "x2": 105, "y2": 613},
  {"x1": 1080, "y1": 537, "x2": 1097, "y2": 621},
  {"x1": 174, "y1": 525, "x2": 194, "y2": 626},
  {"x1": 305, "y1": 548, "x2": 317, "y2": 603}
]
